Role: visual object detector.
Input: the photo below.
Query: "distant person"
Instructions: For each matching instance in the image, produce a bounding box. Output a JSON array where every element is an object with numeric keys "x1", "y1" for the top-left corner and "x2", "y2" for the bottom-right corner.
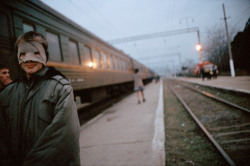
[
  {"x1": 156, "y1": 75, "x2": 160, "y2": 83},
  {"x1": 0, "y1": 31, "x2": 80, "y2": 166},
  {"x1": 200, "y1": 67, "x2": 205, "y2": 81},
  {"x1": 0, "y1": 64, "x2": 12, "y2": 93},
  {"x1": 212, "y1": 64, "x2": 218, "y2": 79},
  {"x1": 133, "y1": 68, "x2": 146, "y2": 104}
]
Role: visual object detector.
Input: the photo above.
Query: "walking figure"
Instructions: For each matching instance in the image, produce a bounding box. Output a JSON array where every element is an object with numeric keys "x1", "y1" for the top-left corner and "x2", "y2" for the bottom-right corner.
[{"x1": 133, "y1": 68, "x2": 146, "y2": 104}]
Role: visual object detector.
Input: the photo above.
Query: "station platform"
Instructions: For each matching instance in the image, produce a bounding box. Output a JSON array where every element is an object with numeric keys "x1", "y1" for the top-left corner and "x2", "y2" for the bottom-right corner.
[
  {"x1": 173, "y1": 76, "x2": 250, "y2": 94},
  {"x1": 79, "y1": 80, "x2": 165, "y2": 166}
]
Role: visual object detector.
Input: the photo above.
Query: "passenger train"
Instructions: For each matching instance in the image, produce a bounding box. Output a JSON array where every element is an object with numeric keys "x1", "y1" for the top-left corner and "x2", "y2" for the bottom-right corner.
[{"x1": 0, "y1": 0, "x2": 155, "y2": 103}]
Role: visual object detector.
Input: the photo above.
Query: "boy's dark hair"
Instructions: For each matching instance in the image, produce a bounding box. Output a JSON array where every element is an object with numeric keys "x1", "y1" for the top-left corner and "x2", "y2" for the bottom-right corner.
[
  {"x1": 15, "y1": 31, "x2": 49, "y2": 61},
  {"x1": 0, "y1": 64, "x2": 8, "y2": 70}
]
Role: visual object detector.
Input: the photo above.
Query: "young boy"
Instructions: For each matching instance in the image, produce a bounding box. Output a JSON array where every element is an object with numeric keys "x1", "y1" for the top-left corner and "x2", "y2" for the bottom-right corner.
[{"x1": 0, "y1": 31, "x2": 80, "y2": 166}]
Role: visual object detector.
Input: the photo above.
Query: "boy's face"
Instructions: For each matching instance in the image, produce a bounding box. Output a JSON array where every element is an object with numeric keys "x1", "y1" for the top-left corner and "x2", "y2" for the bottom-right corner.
[
  {"x1": 17, "y1": 41, "x2": 46, "y2": 78},
  {"x1": 0, "y1": 68, "x2": 12, "y2": 86}
]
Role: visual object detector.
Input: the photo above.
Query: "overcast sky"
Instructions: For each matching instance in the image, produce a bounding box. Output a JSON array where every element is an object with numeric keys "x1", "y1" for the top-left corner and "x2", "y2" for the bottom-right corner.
[{"x1": 41, "y1": 0, "x2": 250, "y2": 75}]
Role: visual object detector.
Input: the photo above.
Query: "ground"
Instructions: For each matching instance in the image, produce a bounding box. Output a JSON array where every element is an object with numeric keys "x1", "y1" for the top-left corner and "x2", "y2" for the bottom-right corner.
[{"x1": 163, "y1": 80, "x2": 227, "y2": 166}]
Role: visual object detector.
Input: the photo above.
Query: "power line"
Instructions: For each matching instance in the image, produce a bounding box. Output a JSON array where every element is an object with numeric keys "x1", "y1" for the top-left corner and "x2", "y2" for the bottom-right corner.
[
  {"x1": 85, "y1": 0, "x2": 125, "y2": 36},
  {"x1": 108, "y1": 27, "x2": 199, "y2": 44},
  {"x1": 67, "y1": 0, "x2": 117, "y2": 36},
  {"x1": 137, "y1": 52, "x2": 181, "y2": 60},
  {"x1": 83, "y1": 0, "x2": 138, "y2": 55},
  {"x1": 229, "y1": 6, "x2": 250, "y2": 29}
]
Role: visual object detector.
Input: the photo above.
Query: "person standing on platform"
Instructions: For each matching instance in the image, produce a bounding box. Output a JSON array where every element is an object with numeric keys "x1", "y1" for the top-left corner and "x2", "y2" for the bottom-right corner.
[
  {"x1": 133, "y1": 68, "x2": 146, "y2": 104},
  {"x1": 212, "y1": 64, "x2": 218, "y2": 79},
  {"x1": 0, "y1": 31, "x2": 80, "y2": 166},
  {"x1": 200, "y1": 67, "x2": 205, "y2": 81},
  {"x1": 0, "y1": 64, "x2": 12, "y2": 93}
]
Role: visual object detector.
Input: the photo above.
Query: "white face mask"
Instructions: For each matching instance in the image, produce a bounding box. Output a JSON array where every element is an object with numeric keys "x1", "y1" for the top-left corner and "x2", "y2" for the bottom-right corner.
[{"x1": 17, "y1": 41, "x2": 47, "y2": 65}]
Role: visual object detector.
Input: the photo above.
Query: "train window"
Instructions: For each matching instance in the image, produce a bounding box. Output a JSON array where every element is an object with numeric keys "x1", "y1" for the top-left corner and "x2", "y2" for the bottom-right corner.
[
  {"x1": 115, "y1": 58, "x2": 119, "y2": 70},
  {"x1": 116, "y1": 58, "x2": 120, "y2": 70},
  {"x1": 97, "y1": 51, "x2": 103, "y2": 68},
  {"x1": 120, "y1": 59, "x2": 123, "y2": 70},
  {"x1": 126, "y1": 62, "x2": 129, "y2": 71},
  {"x1": 117, "y1": 58, "x2": 121, "y2": 70},
  {"x1": 102, "y1": 53, "x2": 107, "y2": 68},
  {"x1": 69, "y1": 40, "x2": 80, "y2": 65},
  {"x1": 109, "y1": 55, "x2": 113, "y2": 69},
  {"x1": 116, "y1": 57, "x2": 120, "y2": 70},
  {"x1": 125, "y1": 61, "x2": 128, "y2": 71},
  {"x1": 45, "y1": 32, "x2": 62, "y2": 62},
  {"x1": 93, "y1": 50, "x2": 101, "y2": 68},
  {"x1": 112, "y1": 57, "x2": 117, "y2": 69},
  {"x1": 121, "y1": 60, "x2": 124, "y2": 70},
  {"x1": 0, "y1": 13, "x2": 9, "y2": 37},
  {"x1": 122, "y1": 61, "x2": 126, "y2": 71},
  {"x1": 118, "y1": 59, "x2": 122, "y2": 70},
  {"x1": 83, "y1": 46, "x2": 92, "y2": 67},
  {"x1": 106, "y1": 55, "x2": 110, "y2": 69},
  {"x1": 115, "y1": 57, "x2": 119, "y2": 70},
  {"x1": 23, "y1": 23, "x2": 34, "y2": 33}
]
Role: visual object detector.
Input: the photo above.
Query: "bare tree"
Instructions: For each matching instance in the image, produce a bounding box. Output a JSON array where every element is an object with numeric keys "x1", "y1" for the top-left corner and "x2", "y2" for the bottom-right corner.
[{"x1": 203, "y1": 24, "x2": 236, "y2": 72}]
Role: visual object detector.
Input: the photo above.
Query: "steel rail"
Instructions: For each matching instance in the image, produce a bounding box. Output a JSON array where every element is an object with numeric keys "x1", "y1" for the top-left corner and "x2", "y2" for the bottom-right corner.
[
  {"x1": 169, "y1": 85, "x2": 236, "y2": 166},
  {"x1": 181, "y1": 84, "x2": 250, "y2": 113}
]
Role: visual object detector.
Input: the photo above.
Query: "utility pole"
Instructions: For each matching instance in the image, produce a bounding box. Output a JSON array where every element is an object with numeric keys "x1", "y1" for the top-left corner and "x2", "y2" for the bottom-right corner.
[
  {"x1": 178, "y1": 53, "x2": 182, "y2": 70},
  {"x1": 223, "y1": 3, "x2": 235, "y2": 77}
]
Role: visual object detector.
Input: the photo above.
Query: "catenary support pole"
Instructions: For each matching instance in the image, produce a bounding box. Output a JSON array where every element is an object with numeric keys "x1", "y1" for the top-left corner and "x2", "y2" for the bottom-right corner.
[{"x1": 223, "y1": 3, "x2": 235, "y2": 77}]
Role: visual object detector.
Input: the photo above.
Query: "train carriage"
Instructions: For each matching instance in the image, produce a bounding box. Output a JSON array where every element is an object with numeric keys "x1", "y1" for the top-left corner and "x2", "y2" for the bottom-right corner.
[{"x1": 0, "y1": 0, "x2": 155, "y2": 103}]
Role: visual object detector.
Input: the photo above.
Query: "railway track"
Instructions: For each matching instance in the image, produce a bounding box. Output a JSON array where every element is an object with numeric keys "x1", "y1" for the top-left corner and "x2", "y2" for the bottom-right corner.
[{"x1": 166, "y1": 79, "x2": 250, "y2": 166}]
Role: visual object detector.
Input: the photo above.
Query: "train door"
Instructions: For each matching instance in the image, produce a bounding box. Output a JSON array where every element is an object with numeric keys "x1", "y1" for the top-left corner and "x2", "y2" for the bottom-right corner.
[{"x1": 0, "y1": 6, "x2": 19, "y2": 80}]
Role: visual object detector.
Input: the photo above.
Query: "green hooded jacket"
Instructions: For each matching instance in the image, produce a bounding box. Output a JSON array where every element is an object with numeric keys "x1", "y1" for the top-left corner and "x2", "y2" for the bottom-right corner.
[{"x1": 0, "y1": 67, "x2": 80, "y2": 166}]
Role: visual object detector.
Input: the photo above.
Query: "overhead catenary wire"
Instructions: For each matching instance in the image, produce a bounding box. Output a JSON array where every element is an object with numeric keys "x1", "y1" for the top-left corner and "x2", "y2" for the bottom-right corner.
[
  {"x1": 85, "y1": 0, "x2": 125, "y2": 36},
  {"x1": 84, "y1": 0, "x2": 140, "y2": 57},
  {"x1": 108, "y1": 27, "x2": 199, "y2": 44},
  {"x1": 67, "y1": 0, "x2": 117, "y2": 37},
  {"x1": 229, "y1": 6, "x2": 250, "y2": 29}
]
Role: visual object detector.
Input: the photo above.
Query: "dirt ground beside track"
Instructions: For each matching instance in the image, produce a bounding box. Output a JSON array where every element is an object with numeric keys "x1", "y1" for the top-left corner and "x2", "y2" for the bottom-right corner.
[{"x1": 163, "y1": 80, "x2": 227, "y2": 166}]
